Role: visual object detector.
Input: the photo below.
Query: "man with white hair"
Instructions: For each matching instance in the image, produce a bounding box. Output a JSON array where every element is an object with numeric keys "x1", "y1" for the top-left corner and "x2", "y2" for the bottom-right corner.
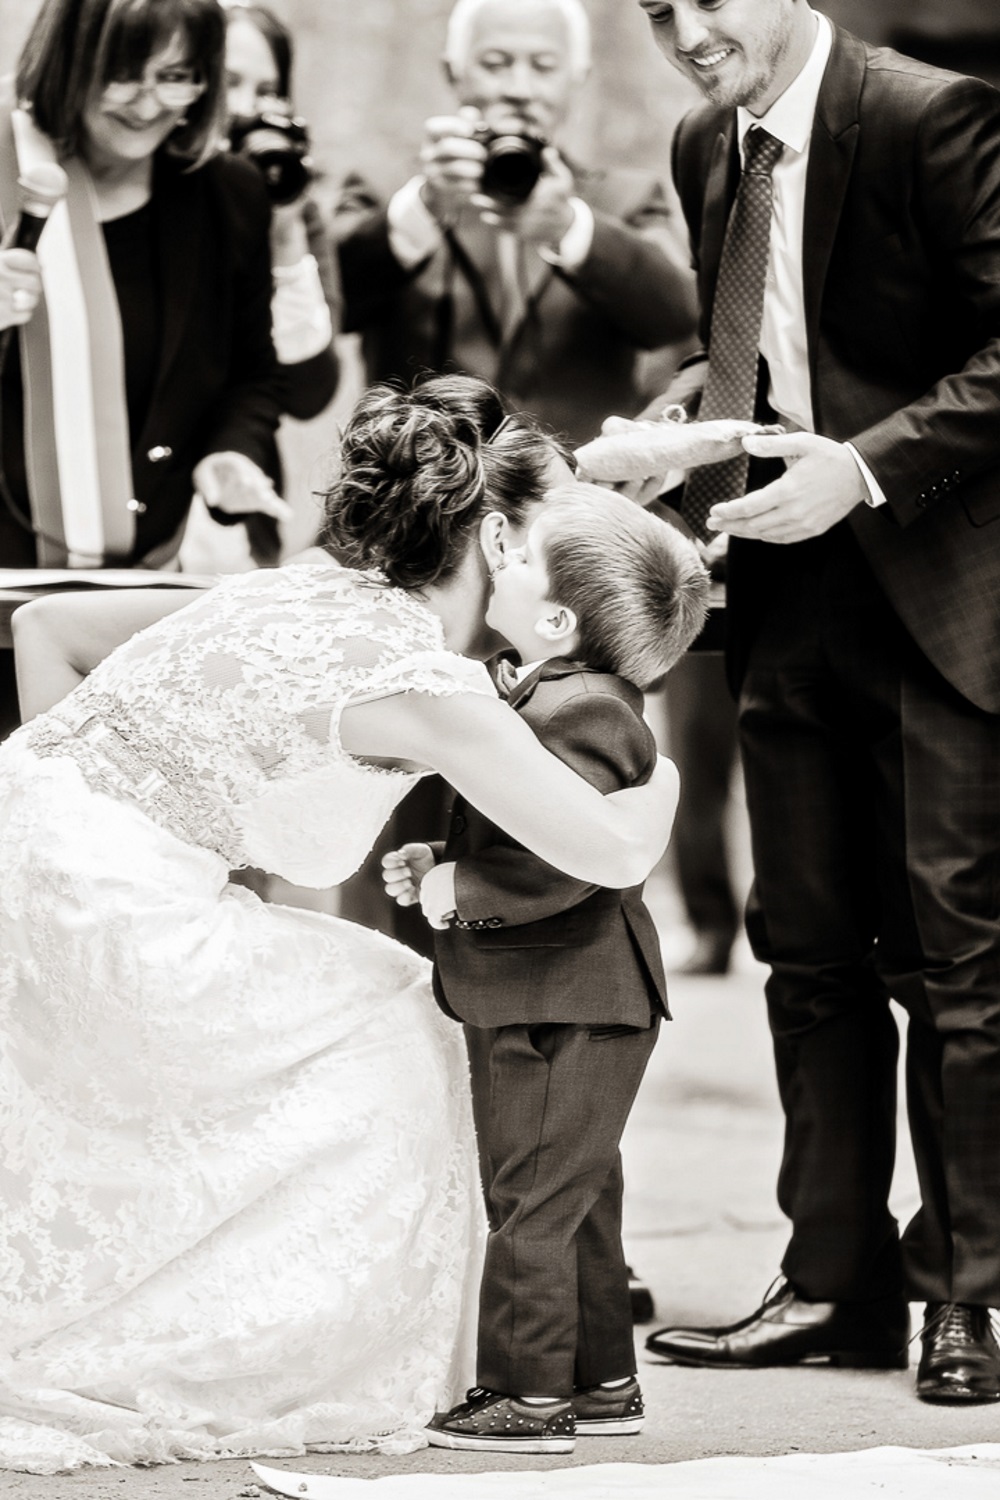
[
  {"x1": 333, "y1": 0, "x2": 697, "y2": 1025},
  {"x1": 335, "y1": 0, "x2": 696, "y2": 447}
]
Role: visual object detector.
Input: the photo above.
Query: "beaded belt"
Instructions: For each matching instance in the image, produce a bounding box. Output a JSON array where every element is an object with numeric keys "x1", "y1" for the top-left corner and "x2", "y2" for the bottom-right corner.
[{"x1": 25, "y1": 694, "x2": 231, "y2": 857}]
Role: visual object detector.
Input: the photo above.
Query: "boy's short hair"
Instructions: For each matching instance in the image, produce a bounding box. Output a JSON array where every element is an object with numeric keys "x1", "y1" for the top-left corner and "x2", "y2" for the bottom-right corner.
[{"x1": 541, "y1": 482, "x2": 710, "y2": 690}]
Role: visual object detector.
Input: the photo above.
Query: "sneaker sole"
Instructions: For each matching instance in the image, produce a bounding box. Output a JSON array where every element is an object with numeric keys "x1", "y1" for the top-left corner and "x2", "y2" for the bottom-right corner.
[
  {"x1": 575, "y1": 1417, "x2": 644, "y2": 1435},
  {"x1": 427, "y1": 1430, "x2": 576, "y2": 1453}
]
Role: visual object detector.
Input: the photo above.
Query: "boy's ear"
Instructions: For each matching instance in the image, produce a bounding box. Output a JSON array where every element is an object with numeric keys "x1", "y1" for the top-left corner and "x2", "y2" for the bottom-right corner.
[
  {"x1": 534, "y1": 604, "x2": 578, "y2": 646},
  {"x1": 478, "y1": 511, "x2": 511, "y2": 576}
]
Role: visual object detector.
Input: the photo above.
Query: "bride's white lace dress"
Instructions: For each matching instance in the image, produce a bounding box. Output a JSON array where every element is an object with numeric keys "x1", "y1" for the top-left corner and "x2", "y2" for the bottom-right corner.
[{"x1": 0, "y1": 564, "x2": 488, "y2": 1474}]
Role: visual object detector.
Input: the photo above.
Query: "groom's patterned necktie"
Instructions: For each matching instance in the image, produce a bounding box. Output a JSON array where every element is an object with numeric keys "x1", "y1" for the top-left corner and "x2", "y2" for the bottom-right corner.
[{"x1": 683, "y1": 126, "x2": 784, "y2": 541}]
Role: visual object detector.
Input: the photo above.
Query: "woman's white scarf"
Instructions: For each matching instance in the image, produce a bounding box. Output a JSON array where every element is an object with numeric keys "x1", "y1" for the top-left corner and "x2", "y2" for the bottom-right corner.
[{"x1": 0, "y1": 105, "x2": 135, "y2": 566}]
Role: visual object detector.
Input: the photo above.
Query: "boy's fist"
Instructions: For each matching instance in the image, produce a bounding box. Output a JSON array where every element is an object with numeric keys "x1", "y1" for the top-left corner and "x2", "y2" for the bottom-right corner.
[
  {"x1": 419, "y1": 861, "x2": 458, "y2": 931},
  {"x1": 381, "y1": 843, "x2": 436, "y2": 906}
]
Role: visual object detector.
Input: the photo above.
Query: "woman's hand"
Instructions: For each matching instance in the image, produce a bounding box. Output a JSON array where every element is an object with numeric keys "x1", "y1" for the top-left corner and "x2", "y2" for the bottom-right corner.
[
  {"x1": 194, "y1": 452, "x2": 294, "y2": 522},
  {"x1": 605, "y1": 752, "x2": 681, "y2": 873},
  {"x1": 0, "y1": 248, "x2": 43, "y2": 332}
]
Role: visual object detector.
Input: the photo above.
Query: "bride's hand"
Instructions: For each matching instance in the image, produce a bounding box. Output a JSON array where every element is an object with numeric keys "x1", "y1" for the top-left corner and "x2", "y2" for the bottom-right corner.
[
  {"x1": 604, "y1": 754, "x2": 680, "y2": 878},
  {"x1": 381, "y1": 843, "x2": 436, "y2": 907}
]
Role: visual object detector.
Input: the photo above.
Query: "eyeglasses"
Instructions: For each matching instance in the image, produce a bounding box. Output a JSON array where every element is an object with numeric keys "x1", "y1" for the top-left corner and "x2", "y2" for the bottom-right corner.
[{"x1": 102, "y1": 70, "x2": 207, "y2": 109}]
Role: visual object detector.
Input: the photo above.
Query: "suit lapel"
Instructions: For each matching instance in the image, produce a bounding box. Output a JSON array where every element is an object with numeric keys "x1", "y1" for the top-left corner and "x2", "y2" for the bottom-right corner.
[{"x1": 802, "y1": 28, "x2": 865, "y2": 399}]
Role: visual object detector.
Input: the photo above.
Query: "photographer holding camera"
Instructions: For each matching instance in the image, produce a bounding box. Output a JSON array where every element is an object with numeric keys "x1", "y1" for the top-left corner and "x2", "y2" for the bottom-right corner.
[
  {"x1": 335, "y1": 0, "x2": 697, "y2": 449},
  {"x1": 333, "y1": 1, "x2": 696, "y2": 968},
  {"x1": 217, "y1": 2, "x2": 340, "y2": 566}
]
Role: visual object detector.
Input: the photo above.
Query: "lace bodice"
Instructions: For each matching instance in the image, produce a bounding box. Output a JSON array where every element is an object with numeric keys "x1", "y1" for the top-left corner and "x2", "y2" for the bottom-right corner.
[{"x1": 24, "y1": 564, "x2": 495, "y2": 886}]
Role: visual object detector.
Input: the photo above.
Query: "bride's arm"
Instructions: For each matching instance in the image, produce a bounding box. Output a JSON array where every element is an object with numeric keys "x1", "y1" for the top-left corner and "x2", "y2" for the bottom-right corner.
[
  {"x1": 340, "y1": 689, "x2": 679, "y2": 889},
  {"x1": 12, "y1": 589, "x2": 204, "y2": 721}
]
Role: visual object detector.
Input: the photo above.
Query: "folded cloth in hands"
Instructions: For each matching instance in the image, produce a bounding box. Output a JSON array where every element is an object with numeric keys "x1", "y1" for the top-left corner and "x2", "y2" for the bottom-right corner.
[{"x1": 575, "y1": 417, "x2": 784, "y2": 483}]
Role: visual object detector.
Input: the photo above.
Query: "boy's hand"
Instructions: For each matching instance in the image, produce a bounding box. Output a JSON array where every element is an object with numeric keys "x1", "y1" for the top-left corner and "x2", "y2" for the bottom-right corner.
[
  {"x1": 381, "y1": 843, "x2": 436, "y2": 907},
  {"x1": 420, "y1": 861, "x2": 458, "y2": 930}
]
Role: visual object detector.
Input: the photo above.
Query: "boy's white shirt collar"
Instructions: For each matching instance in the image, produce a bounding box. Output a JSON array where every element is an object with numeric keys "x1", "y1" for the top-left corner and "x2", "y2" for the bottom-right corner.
[
  {"x1": 513, "y1": 659, "x2": 546, "y2": 684},
  {"x1": 736, "y1": 10, "x2": 832, "y2": 158}
]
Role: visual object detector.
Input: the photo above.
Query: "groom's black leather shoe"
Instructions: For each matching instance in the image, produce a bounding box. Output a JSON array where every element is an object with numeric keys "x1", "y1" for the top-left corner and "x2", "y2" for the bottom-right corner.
[
  {"x1": 916, "y1": 1303, "x2": 1000, "y2": 1404},
  {"x1": 645, "y1": 1279, "x2": 910, "y2": 1369}
]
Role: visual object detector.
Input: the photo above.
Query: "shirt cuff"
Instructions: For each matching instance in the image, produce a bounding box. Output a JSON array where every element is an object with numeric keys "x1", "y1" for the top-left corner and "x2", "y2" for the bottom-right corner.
[
  {"x1": 538, "y1": 197, "x2": 595, "y2": 271},
  {"x1": 386, "y1": 175, "x2": 443, "y2": 269},
  {"x1": 271, "y1": 254, "x2": 333, "y2": 364},
  {"x1": 845, "y1": 442, "x2": 888, "y2": 508}
]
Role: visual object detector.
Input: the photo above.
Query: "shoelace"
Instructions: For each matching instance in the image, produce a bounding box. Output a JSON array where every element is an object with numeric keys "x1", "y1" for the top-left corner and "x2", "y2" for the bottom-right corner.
[
  {"x1": 758, "y1": 1274, "x2": 792, "y2": 1311},
  {"x1": 910, "y1": 1302, "x2": 1000, "y2": 1350}
]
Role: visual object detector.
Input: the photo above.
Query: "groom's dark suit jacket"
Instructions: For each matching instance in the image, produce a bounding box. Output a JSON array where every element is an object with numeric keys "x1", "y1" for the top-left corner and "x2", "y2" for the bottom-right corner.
[
  {"x1": 671, "y1": 25, "x2": 1000, "y2": 710},
  {"x1": 432, "y1": 659, "x2": 668, "y2": 1031}
]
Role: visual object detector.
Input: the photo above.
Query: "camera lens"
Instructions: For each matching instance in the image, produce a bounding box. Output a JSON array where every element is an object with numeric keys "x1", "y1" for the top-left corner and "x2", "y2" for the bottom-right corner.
[
  {"x1": 229, "y1": 114, "x2": 312, "y2": 207},
  {"x1": 480, "y1": 134, "x2": 544, "y2": 204}
]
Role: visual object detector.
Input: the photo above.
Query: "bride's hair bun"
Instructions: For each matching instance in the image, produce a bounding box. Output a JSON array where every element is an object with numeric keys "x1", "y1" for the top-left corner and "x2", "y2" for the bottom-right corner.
[{"x1": 324, "y1": 382, "x2": 488, "y2": 589}]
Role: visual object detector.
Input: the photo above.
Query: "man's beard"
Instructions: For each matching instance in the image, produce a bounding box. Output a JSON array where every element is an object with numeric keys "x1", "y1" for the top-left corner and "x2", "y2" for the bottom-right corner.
[{"x1": 697, "y1": 23, "x2": 793, "y2": 111}]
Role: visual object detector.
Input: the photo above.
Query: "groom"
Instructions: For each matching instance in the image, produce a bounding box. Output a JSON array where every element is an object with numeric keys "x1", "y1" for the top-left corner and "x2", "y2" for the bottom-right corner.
[{"x1": 631, "y1": 0, "x2": 1000, "y2": 1403}]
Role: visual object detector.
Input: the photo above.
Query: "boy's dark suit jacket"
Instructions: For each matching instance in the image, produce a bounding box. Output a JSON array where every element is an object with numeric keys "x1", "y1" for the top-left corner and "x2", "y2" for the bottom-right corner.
[{"x1": 432, "y1": 659, "x2": 668, "y2": 1030}]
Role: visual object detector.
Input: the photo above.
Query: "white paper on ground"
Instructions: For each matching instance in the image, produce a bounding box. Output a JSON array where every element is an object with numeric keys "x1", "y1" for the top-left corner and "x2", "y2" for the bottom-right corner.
[{"x1": 252, "y1": 1445, "x2": 1000, "y2": 1500}]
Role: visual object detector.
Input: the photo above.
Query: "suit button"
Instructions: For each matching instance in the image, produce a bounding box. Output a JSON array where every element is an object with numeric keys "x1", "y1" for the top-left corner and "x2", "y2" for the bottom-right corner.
[
  {"x1": 147, "y1": 445, "x2": 173, "y2": 462},
  {"x1": 451, "y1": 814, "x2": 466, "y2": 835},
  {"x1": 486, "y1": 917, "x2": 503, "y2": 928},
  {"x1": 126, "y1": 498, "x2": 147, "y2": 514}
]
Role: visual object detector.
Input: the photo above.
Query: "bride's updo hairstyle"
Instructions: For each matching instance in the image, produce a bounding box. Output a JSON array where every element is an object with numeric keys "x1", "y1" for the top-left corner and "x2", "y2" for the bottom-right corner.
[{"x1": 324, "y1": 375, "x2": 570, "y2": 590}]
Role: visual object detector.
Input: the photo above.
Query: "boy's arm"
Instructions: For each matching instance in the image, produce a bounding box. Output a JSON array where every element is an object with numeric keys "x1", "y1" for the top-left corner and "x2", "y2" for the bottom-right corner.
[{"x1": 452, "y1": 691, "x2": 658, "y2": 929}]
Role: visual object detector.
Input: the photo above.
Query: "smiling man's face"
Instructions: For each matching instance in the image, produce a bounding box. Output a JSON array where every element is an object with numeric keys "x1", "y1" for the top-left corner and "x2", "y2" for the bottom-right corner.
[{"x1": 636, "y1": 0, "x2": 812, "y2": 115}]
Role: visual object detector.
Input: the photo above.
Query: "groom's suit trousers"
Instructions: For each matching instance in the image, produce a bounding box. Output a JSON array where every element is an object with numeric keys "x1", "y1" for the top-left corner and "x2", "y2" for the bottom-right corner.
[{"x1": 737, "y1": 524, "x2": 1000, "y2": 1307}]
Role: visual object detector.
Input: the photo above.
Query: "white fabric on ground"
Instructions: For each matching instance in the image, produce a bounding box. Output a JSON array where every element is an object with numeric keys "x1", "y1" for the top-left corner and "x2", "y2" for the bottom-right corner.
[{"x1": 253, "y1": 1446, "x2": 1000, "y2": 1498}]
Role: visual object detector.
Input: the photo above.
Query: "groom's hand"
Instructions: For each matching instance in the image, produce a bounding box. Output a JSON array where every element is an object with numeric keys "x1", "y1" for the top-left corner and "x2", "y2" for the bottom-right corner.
[
  {"x1": 420, "y1": 861, "x2": 458, "y2": 930},
  {"x1": 381, "y1": 843, "x2": 435, "y2": 906},
  {"x1": 706, "y1": 432, "x2": 867, "y2": 542}
]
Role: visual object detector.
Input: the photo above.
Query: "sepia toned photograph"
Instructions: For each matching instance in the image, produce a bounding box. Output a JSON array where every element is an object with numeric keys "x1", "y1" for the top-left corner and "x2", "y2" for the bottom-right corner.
[{"x1": 0, "y1": 2, "x2": 998, "y2": 1495}]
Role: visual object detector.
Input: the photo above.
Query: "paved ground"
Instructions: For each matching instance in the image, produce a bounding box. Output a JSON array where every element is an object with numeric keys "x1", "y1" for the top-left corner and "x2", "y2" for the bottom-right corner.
[{"x1": 6, "y1": 881, "x2": 999, "y2": 1499}]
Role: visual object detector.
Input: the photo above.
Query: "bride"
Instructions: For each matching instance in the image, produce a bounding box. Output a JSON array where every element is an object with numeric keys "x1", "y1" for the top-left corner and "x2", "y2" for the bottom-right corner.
[{"x1": 0, "y1": 376, "x2": 679, "y2": 1473}]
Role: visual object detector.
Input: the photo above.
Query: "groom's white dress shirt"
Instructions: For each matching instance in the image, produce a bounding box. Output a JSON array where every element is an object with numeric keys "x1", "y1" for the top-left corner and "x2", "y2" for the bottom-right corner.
[{"x1": 737, "y1": 9, "x2": 885, "y2": 504}]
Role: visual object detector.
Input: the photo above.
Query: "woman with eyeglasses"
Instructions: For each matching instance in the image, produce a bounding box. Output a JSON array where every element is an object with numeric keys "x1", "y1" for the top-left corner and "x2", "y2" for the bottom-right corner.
[{"x1": 0, "y1": 0, "x2": 287, "y2": 735}]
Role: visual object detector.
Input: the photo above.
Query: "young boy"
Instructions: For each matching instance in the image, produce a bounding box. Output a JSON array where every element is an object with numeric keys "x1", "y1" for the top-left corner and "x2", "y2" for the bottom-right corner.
[{"x1": 382, "y1": 483, "x2": 709, "y2": 1454}]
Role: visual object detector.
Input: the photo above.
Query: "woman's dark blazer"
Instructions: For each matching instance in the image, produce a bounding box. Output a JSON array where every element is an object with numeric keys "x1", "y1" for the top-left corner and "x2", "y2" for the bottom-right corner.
[{"x1": 0, "y1": 139, "x2": 282, "y2": 568}]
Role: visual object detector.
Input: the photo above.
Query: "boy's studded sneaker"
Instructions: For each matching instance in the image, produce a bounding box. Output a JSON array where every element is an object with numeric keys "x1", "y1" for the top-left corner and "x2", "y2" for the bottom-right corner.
[
  {"x1": 573, "y1": 1376, "x2": 645, "y2": 1435},
  {"x1": 426, "y1": 1387, "x2": 576, "y2": 1453}
]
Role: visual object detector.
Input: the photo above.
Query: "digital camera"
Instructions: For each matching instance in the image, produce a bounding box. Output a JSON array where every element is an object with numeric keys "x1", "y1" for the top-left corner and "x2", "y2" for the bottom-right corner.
[
  {"x1": 228, "y1": 112, "x2": 312, "y2": 207},
  {"x1": 474, "y1": 126, "x2": 546, "y2": 204}
]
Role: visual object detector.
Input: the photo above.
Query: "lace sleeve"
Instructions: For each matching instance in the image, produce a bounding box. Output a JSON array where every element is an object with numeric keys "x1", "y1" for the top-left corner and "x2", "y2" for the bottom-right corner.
[{"x1": 344, "y1": 650, "x2": 498, "y2": 708}]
